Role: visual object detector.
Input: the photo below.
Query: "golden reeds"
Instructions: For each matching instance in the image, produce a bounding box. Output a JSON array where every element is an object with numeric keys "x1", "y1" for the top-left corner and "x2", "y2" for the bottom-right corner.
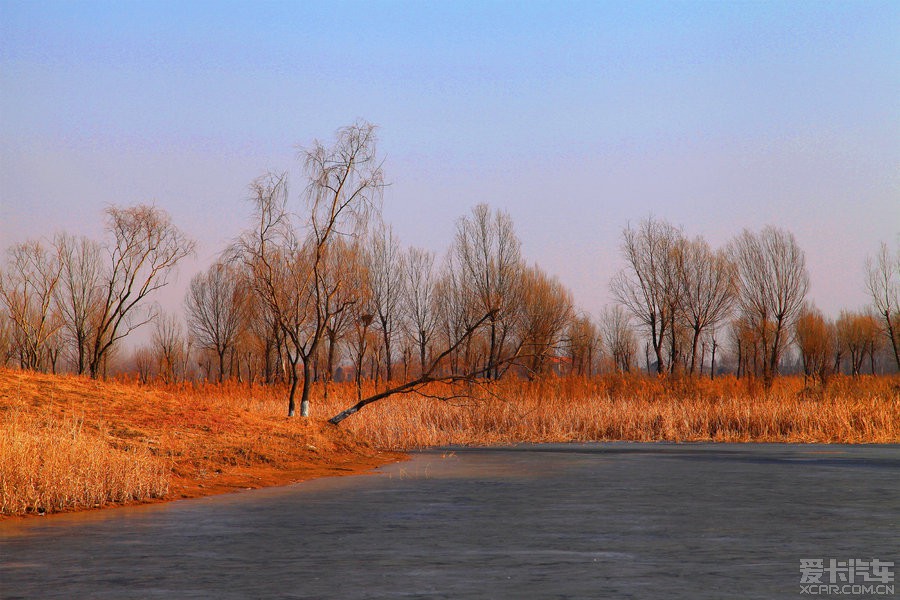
[
  {"x1": 160, "y1": 373, "x2": 898, "y2": 448},
  {"x1": 324, "y1": 374, "x2": 899, "y2": 448},
  {"x1": 0, "y1": 410, "x2": 168, "y2": 516}
]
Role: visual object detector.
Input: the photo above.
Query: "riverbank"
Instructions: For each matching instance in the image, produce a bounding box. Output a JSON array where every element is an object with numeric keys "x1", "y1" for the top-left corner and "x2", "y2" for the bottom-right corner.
[
  {"x1": 0, "y1": 369, "x2": 404, "y2": 518},
  {"x1": 2, "y1": 368, "x2": 897, "y2": 517}
]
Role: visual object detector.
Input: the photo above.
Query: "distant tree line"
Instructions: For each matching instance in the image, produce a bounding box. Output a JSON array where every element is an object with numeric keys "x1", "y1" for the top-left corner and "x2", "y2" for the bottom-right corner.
[
  {"x1": 0, "y1": 205, "x2": 194, "y2": 378},
  {"x1": 1, "y1": 121, "x2": 898, "y2": 418}
]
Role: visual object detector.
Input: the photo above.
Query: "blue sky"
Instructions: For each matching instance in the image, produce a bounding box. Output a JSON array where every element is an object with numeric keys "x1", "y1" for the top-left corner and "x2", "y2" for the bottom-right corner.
[{"x1": 1, "y1": 0, "x2": 898, "y2": 320}]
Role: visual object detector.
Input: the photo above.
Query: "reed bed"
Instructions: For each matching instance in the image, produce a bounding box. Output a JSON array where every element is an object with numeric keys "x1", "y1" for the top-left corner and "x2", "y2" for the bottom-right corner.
[
  {"x1": 0, "y1": 409, "x2": 168, "y2": 516},
  {"x1": 326, "y1": 375, "x2": 899, "y2": 449},
  {"x1": 162, "y1": 373, "x2": 899, "y2": 449}
]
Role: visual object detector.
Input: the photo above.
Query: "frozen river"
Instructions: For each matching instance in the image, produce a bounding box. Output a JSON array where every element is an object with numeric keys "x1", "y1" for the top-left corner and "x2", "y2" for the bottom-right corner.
[{"x1": 2, "y1": 443, "x2": 898, "y2": 599}]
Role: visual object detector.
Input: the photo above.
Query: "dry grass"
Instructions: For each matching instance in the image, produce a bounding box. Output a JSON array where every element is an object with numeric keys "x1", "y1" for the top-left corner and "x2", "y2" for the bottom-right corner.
[
  {"x1": 1, "y1": 368, "x2": 897, "y2": 517},
  {"x1": 0, "y1": 369, "x2": 396, "y2": 517},
  {"x1": 323, "y1": 374, "x2": 900, "y2": 449},
  {"x1": 1, "y1": 411, "x2": 168, "y2": 515}
]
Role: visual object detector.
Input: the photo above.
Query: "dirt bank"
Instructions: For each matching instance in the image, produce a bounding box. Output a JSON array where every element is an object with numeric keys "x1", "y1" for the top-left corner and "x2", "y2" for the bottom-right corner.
[{"x1": 0, "y1": 369, "x2": 405, "y2": 518}]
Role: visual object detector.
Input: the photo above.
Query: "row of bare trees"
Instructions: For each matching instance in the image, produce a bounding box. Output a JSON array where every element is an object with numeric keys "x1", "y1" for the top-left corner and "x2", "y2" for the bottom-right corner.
[
  {"x1": 2, "y1": 121, "x2": 898, "y2": 420},
  {"x1": 795, "y1": 306, "x2": 888, "y2": 380},
  {"x1": 610, "y1": 216, "x2": 899, "y2": 381},
  {"x1": 153, "y1": 122, "x2": 585, "y2": 418},
  {"x1": 611, "y1": 218, "x2": 737, "y2": 377},
  {"x1": 0, "y1": 206, "x2": 194, "y2": 378},
  {"x1": 791, "y1": 241, "x2": 899, "y2": 381}
]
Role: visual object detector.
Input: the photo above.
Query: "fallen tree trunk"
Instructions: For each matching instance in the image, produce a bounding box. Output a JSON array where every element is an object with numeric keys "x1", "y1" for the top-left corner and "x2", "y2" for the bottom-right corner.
[{"x1": 329, "y1": 309, "x2": 509, "y2": 425}]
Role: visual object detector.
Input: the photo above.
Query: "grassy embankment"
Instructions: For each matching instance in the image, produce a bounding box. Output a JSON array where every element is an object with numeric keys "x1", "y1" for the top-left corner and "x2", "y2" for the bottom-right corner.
[{"x1": 1, "y1": 367, "x2": 897, "y2": 516}]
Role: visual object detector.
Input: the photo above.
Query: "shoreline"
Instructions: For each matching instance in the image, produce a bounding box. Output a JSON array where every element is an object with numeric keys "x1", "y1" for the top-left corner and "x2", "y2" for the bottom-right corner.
[
  {"x1": 165, "y1": 447, "x2": 409, "y2": 507},
  {"x1": 5, "y1": 437, "x2": 899, "y2": 522},
  {"x1": 2, "y1": 448, "x2": 409, "y2": 522}
]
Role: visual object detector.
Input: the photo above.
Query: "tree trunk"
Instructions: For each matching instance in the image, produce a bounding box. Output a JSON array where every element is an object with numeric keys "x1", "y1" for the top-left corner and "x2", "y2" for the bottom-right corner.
[
  {"x1": 218, "y1": 349, "x2": 226, "y2": 383},
  {"x1": 419, "y1": 338, "x2": 427, "y2": 379},
  {"x1": 644, "y1": 342, "x2": 650, "y2": 374},
  {"x1": 300, "y1": 358, "x2": 312, "y2": 417},
  {"x1": 768, "y1": 319, "x2": 784, "y2": 381},
  {"x1": 669, "y1": 313, "x2": 678, "y2": 374},
  {"x1": 587, "y1": 345, "x2": 593, "y2": 378},
  {"x1": 689, "y1": 327, "x2": 701, "y2": 375},
  {"x1": 382, "y1": 326, "x2": 392, "y2": 382},
  {"x1": 372, "y1": 354, "x2": 379, "y2": 392},
  {"x1": 699, "y1": 342, "x2": 706, "y2": 377},
  {"x1": 76, "y1": 335, "x2": 87, "y2": 375},
  {"x1": 324, "y1": 332, "x2": 336, "y2": 400},
  {"x1": 489, "y1": 319, "x2": 497, "y2": 379},
  {"x1": 356, "y1": 355, "x2": 364, "y2": 402},
  {"x1": 355, "y1": 331, "x2": 367, "y2": 403},
  {"x1": 287, "y1": 359, "x2": 298, "y2": 417},
  {"x1": 649, "y1": 323, "x2": 663, "y2": 374}
]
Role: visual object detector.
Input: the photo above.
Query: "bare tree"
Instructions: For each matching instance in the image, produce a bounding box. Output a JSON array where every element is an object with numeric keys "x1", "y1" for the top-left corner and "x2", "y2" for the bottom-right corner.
[
  {"x1": 600, "y1": 305, "x2": 637, "y2": 373},
  {"x1": 728, "y1": 316, "x2": 762, "y2": 378},
  {"x1": 402, "y1": 246, "x2": 440, "y2": 377},
  {"x1": 452, "y1": 203, "x2": 523, "y2": 379},
  {"x1": 326, "y1": 206, "x2": 581, "y2": 425},
  {"x1": 328, "y1": 219, "x2": 533, "y2": 425},
  {"x1": 794, "y1": 303, "x2": 834, "y2": 383},
  {"x1": 185, "y1": 262, "x2": 247, "y2": 382},
  {"x1": 247, "y1": 194, "x2": 314, "y2": 415},
  {"x1": 865, "y1": 241, "x2": 900, "y2": 370},
  {"x1": 132, "y1": 345, "x2": 155, "y2": 384},
  {"x1": 347, "y1": 295, "x2": 375, "y2": 403},
  {"x1": 367, "y1": 223, "x2": 405, "y2": 382},
  {"x1": 565, "y1": 312, "x2": 600, "y2": 377},
  {"x1": 152, "y1": 311, "x2": 186, "y2": 384},
  {"x1": 662, "y1": 237, "x2": 689, "y2": 373},
  {"x1": 835, "y1": 310, "x2": 881, "y2": 376},
  {"x1": 729, "y1": 226, "x2": 809, "y2": 382},
  {"x1": 295, "y1": 120, "x2": 384, "y2": 415},
  {"x1": 610, "y1": 217, "x2": 684, "y2": 374},
  {"x1": 87, "y1": 204, "x2": 195, "y2": 379},
  {"x1": 678, "y1": 237, "x2": 735, "y2": 375},
  {"x1": 235, "y1": 121, "x2": 384, "y2": 417},
  {"x1": 517, "y1": 264, "x2": 574, "y2": 376},
  {"x1": 236, "y1": 171, "x2": 311, "y2": 414},
  {"x1": 435, "y1": 252, "x2": 480, "y2": 376},
  {"x1": 54, "y1": 234, "x2": 104, "y2": 374},
  {"x1": 0, "y1": 240, "x2": 64, "y2": 371},
  {"x1": 320, "y1": 236, "x2": 366, "y2": 399},
  {"x1": 243, "y1": 280, "x2": 283, "y2": 384}
]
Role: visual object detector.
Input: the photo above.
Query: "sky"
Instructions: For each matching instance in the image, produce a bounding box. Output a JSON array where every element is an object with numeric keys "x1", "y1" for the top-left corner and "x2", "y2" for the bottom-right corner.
[{"x1": 1, "y1": 0, "x2": 898, "y2": 323}]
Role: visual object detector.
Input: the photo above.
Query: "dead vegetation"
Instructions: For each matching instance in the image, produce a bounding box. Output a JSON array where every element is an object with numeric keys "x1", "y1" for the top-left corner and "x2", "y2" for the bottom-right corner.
[
  {"x1": 0, "y1": 368, "x2": 397, "y2": 517},
  {"x1": 1, "y1": 368, "x2": 897, "y2": 517},
  {"x1": 334, "y1": 374, "x2": 899, "y2": 448}
]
